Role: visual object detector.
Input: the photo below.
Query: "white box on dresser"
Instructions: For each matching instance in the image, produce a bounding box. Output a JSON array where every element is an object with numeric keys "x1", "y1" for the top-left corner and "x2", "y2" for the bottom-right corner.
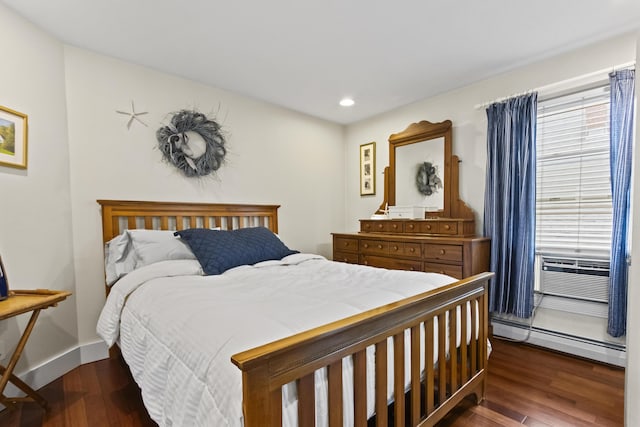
[{"x1": 388, "y1": 206, "x2": 425, "y2": 219}]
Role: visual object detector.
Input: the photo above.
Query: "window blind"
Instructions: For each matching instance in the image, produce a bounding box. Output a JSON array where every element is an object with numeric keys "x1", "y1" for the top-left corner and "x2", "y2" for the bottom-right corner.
[{"x1": 535, "y1": 84, "x2": 612, "y2": 260}]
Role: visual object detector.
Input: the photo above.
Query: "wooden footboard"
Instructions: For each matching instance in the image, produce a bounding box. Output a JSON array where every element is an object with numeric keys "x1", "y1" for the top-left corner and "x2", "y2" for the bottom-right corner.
[{"x1": 232, "y1": 271, "x2": 493, "y2": 427}]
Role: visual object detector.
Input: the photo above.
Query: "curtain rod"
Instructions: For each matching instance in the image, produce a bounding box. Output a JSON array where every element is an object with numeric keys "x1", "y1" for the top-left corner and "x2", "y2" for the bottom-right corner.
[{"x1": 473, "y1": 61, "x2": 636, "y2": 110}]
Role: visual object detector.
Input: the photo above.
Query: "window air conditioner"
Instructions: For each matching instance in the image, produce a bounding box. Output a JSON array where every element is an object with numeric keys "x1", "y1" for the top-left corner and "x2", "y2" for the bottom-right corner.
[{"x1": 540, "y1": 257, "x2": 609, "y2": 303}]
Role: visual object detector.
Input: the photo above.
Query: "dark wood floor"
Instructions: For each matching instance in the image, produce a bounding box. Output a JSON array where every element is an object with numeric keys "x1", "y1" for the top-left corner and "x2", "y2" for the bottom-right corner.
[{"x1": 0, "y1": 339, "x2": 624, "y2": 426}]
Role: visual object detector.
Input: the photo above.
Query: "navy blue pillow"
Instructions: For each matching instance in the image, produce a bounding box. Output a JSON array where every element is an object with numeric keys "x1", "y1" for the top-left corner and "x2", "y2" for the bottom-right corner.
[{"x1": 174, "y1": 227, "x2": 298, "y2": 275}]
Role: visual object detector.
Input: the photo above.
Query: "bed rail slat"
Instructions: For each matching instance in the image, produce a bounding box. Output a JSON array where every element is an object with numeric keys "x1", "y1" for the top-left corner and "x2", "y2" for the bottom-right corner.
[
  {"x1": 375, "y1": 340, "x2": 388, "y2": 427},
  {"x1": 460, "y1": 302, "x2": 469, "y2": 384},
  {"x1": 437, "y1": 312, "x2": 447, "y2": 405},
  {"x1": 109, "y1": 217, "x2": 118, "y2": 238},
  {"x1": 470, "y1": 300, "x2": 478, "y2": 375},
  {"x1": 479, "y1": 293, "x2": 488, "y2": 373},
  {"x1": 424, "y1": 317, "x2": 435, "y2": 415},
  {"x1": 328, "y1": 361, "x2": 343, "y2": 427},
  {"x1": 393, "y1": 332, "x2": 405, "y2": 427},
  {"x1": 449, "y1": 305, "x2": 458, "y2": 394},
  {"x1": 226, "y1": 216, "x2": 234, "y2": 230},
  {"x1": 410, "y1": 325, "x2": 420, "y2": 425},
  {"x1": 297, "y1": 374, "x2": 315, "y2": 427},
  {"x1": 353, "y1": 350, "x2": 367, "y2": 426},
  {"x1": 159, "y1": 216, "x2": 168, "y2": 230}
]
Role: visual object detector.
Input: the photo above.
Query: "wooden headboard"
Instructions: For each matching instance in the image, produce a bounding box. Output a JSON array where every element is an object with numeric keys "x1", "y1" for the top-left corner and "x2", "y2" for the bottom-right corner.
[{"x1": 97, "y1": 200, "x2": 280, "y2": 243}]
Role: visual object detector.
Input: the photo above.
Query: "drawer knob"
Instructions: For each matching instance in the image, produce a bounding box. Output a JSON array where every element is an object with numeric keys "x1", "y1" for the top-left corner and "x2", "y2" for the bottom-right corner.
[
  {"x1": 343, "y1": 242, "x2": 349, "y2": 247},
  {"x1": 363, "y1": 243, "x2": 369, "y2": 248},
  {"x1": 408, "y1": 224, "x2": 414, "y2": 229},
  {"x1": 392, "y1": 245, "x2": 398, "y2": 251},
  {"x1": 410, "y1": 267, "x2": 415, "y2": 271},
  {"x1": 444, "y1": 225, "x2": 450, "y2": 230},
  {"x1": 409, "y1": 248, "x2": 415, "y2": 253},
  {"x1": 343, "y1": 258, "x2": 348, "y2": 262},
  {"x1": 377, "y1": 244, "x2": 383, "y2": 249},
  {"x1": 426, "y1": 225, "x2": 432, "y2": 230},
  {"x1": 392, "y1": 224, "x2": 398, "y2": 229},
  {"x1": 439, "y1": 249, "x2": 445, "y2": 255},
  {"x1": 377, "y1": 224, "x2": 384, "y2": 229},
  {"x1": 439, "y1": 270, "x2": 445, "y2": 274},
  {"x1": 364, "y1": 260, "x2": 369, "y2": 265}
]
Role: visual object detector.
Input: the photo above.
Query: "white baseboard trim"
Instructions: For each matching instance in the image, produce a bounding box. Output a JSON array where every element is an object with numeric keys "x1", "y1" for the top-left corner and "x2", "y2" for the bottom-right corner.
[
  {"x1": 80, "y1": 339, "x2": 109, "y2": 364},
  {"x1": 492, "y1": 320, "x2": 627, "y2": 367},
  {"x1": 1, "y1": 340, "x2": 110, "y2": 405}
]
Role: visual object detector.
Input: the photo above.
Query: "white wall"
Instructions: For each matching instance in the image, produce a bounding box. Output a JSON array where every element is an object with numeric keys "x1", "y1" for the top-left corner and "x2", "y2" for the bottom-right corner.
[
  {"x1": 625, "y1": 30, "x2": 640, "y2": 427},
  {"x1": 63, "y1": 47, "x2": 345, "y2": 346},
  {"x1": 343, "y1": 33, "x2": 638, "y2": 234},
  {"x1": 0, "y1": 4, "x2": 77, "y2": 373}
]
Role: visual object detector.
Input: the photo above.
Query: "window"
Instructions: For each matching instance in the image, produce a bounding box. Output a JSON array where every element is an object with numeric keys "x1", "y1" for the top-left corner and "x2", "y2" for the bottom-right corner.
[{"x1": 535, "y1": 84, "x2": 612, "y2": 261}]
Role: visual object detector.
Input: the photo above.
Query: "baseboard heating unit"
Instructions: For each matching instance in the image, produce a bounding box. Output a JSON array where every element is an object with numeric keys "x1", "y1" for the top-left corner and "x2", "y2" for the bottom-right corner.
[{"x1": 491, "y1": 314, "x2": 626, "y2": 367}]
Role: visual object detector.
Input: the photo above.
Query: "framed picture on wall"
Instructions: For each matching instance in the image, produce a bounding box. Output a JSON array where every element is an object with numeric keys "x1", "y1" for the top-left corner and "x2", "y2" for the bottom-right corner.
[
  {"x1": 0, "y1": 105, "x2": 29, "y2": 170},
  {"x1": 360, "y1": 141, "x2": 376, "y2": 196}
]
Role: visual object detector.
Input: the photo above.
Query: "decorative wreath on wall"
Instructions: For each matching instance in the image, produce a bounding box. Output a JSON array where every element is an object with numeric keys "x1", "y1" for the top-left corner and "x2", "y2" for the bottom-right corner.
[
  {"x1": 156, "y1": 110, "x2": 226, "y2": 177},
  {"x1": 415, "y1": 161, "x2": 442, "y2": 196}
]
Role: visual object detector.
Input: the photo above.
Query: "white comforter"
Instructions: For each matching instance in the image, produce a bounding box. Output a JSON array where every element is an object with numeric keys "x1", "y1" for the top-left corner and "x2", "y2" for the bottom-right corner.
[{"x1": 97, "y1": 254, "x2": 460, "y2": 426}]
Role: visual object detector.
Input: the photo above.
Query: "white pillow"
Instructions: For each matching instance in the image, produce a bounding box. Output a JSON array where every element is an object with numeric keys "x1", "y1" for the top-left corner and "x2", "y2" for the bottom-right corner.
[
  {"x1": 105, "y1": 229, "x2": 220, "y2": 285},
  {"x1": 130, "y1": 229, "x2": 196, "y2": 268},
  {"x1": 104, "y1": 232, "x2": 136, "y2": 285}
]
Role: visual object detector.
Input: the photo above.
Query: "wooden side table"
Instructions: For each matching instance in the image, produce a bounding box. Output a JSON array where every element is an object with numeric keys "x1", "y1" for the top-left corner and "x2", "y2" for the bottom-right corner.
[{"x1": 0, "y1": 289, "x2": 71, "y2": 410}]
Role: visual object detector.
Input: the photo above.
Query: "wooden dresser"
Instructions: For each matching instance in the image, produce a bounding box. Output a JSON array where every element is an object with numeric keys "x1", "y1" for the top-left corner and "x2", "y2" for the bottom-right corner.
[
  {"x1": 335, "y1": 119, "x2": 491, "y2": 279},
  {"x1": 333, "y1": 219, "x2": 489, "y2": 279}
]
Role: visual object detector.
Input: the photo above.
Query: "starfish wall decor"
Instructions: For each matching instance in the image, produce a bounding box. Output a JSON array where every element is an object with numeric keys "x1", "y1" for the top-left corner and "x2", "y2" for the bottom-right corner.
[{"x1": 116, "y1": 101, "x2": 148, "y2": 129}]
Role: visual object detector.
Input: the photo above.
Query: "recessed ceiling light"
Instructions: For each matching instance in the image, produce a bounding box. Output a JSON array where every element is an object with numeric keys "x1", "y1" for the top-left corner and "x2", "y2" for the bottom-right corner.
[{"x1": 339, "y1": 98, "x2": 355, "y2": 107}]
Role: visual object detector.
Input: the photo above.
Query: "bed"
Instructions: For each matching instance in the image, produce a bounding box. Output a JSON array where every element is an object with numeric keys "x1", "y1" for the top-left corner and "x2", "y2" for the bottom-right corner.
[{"x1": 96, "y1": 199, "x2": 493, "y2": 427}]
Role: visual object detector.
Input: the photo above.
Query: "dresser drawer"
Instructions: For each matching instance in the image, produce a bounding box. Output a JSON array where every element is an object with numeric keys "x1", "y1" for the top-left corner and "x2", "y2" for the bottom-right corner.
[
  {"x1": 361, "y1": 255, "x2": 422, "y2": 272},
  {"x1": 334, "y1": 237, "x2": 359, "y2": 253},
  {"x1": 424, "y1": 262, "x2": 463, "y2": 279},
  {"x1": 360, "y1": 220, "x2": 403, "y2": 233},
  {"x1": 404, "y1": 222, "x2": 420, "y2": 233},
  {"x1": 424, "y1": 244, "x2": 463, "y2": 262},
  {"x1": 388, "y1": 241, "x2": 403, "y2": 256},
  {"x1": 360, "y1": 240, "x2": 389, "y2": 255},
  {"x1": 418, "y1": 222, "x2": 438, "y2": 234},
  {"x1": 333, "y1": 251, "x2": 359, "y2": 264},
  {"x1": 402, "y1": 242, "x2": 422, "y2": 258},
  {"x1": 438, "y1": 221, "x2": 458, "y2": 235}
]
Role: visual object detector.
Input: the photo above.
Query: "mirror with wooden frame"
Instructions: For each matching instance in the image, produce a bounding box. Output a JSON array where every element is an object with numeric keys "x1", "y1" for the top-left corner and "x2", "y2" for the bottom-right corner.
[{"x1": 378, "y1": 119, "x2": 474, "y2": 220}]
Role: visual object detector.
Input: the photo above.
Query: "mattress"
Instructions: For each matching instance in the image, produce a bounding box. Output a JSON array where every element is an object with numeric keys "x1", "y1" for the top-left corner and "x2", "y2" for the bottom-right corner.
[{"x1": 97, "y1": 253, "x2": 468, "y2": 426}]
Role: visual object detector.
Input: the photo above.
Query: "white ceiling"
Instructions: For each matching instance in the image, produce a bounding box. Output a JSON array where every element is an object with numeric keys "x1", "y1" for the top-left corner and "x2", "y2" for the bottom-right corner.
[{"x1": 3, "y1": 0, "x2": 640, "y2": 124}]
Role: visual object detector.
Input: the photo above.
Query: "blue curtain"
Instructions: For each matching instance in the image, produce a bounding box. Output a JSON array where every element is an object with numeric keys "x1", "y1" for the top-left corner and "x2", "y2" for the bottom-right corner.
[
  {"x1": 483, "y1": 93, "x2": 537, "y2": 318},
  {"x1": 608, "y1": 69, "x2": 635, "y2": 337}
]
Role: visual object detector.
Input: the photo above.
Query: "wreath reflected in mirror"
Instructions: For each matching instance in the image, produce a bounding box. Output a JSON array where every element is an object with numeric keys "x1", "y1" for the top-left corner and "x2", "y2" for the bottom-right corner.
[
  {"x1": 157, "y1": 109, "x2": 226, "y2": 177},
  {"x1": 416, "y1": 161, "x2": 442, "y2": 196}
]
